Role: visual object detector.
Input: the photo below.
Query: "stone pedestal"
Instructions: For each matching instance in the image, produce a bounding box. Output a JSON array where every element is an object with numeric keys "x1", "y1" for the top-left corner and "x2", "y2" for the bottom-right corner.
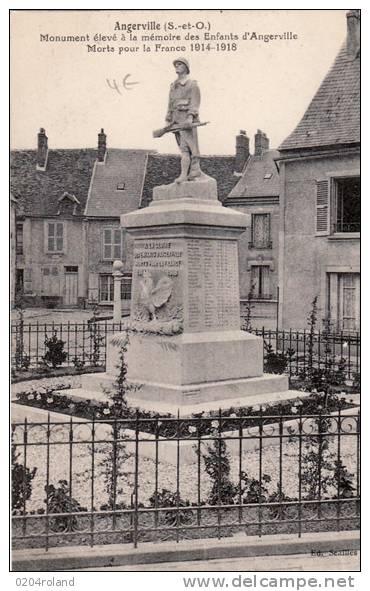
[{"x1": 96, "y1": 178, "x2": 288, "y2": 406}]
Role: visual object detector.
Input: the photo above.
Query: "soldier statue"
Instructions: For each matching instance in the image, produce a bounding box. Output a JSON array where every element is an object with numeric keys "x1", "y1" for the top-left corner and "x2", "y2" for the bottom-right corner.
[{"x1": 153, "y1": 58, "x2": 207, "y2": 183}]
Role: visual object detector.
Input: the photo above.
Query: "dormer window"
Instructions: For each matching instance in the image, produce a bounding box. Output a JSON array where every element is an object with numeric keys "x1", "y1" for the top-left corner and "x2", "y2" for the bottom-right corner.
[
  {"x1": 57, "y1": 192, "x2": 80, "y2": 215},
  {"x1": 116, "y1": 183, "x2": 125, "y2": 191}
]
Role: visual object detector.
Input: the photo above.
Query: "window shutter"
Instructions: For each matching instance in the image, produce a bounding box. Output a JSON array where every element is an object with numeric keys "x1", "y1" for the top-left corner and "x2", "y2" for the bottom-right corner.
[
  {"x1": 261, "y1": 266, "x2": 270, "y2": 298},
  {"x1": 88, "y1": 273, "x2": 99, "y2": 303},
  {"x1": 316, "y1": 180, "x2": 330, "y2": 236},
  {"x1": 56, "y1": 223, "x2": 64, "y2": 251},
  {"x1": 113, "y1": 230, "x2": 122, "y2": 260},
  {"x1": 103, "y1": 228, "x2": 112, "y2": 260},
  {"x1": 250, "y1": 266, "x2": 259, "y2": 295}
]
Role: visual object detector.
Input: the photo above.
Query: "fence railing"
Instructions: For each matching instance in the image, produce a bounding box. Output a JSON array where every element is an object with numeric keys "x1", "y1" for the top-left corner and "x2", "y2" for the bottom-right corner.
[
  {"x1": 11, "y1": 322, "x2": 361, "y2": 384},
  {"x1": 12, "y1": 409, "x2": 360, "y2": 551},
  {"x1": 254, "y1": 327, "x2": 360, "y2": 384}
]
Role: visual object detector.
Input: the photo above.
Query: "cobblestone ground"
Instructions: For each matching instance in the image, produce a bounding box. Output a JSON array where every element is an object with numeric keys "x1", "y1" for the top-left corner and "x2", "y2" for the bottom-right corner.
[{"x1": 11, "y1": 308, "x2": 94, "y2": 323}]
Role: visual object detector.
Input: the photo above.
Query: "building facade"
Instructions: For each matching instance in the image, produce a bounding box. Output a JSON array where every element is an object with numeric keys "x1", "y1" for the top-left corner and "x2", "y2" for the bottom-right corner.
[
  {"x1": 224, "y1": 130, "x2": 280, "y2": 330},
  {"x1": 277, "y1": 10, "x2": 360, "y2": 332},
  {"x1": 10, "y1": 129, "x2": 96, "y2": 308},
  {"x1": 11, "y1": 129, "x2": 239, "y2": 313}
]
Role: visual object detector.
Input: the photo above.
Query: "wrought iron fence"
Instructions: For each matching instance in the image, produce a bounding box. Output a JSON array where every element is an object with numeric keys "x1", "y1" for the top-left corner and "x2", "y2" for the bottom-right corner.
[
  {"x1": 11, "y1": 321, "x2": 124, "y2": 371},
  {"x1": 11, "y1": 408, "x2": 360, "y2": 551},
  {"x1": 11, "y1": 322, "x2": 361, "y2": 384},
  {"x1": 254, "y1": 327, "x2": 360, "y2": 384}
]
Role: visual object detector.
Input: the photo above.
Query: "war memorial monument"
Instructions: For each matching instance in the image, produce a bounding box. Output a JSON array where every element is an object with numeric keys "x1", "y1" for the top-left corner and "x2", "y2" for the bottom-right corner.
[{"x1": 82, "y1": 58, "x2": 291, "y2": 413}]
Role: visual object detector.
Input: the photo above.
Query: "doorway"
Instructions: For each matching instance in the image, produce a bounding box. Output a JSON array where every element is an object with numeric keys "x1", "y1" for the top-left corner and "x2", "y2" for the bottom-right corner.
[{"x1": 64, "y1": 266, "x2": 78, "y2": 306}]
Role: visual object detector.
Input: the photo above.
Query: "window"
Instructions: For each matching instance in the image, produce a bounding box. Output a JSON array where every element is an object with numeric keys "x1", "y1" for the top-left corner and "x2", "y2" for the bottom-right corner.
[
  {"x1": 46, "y1": 222, "x2": 64, "y2": 252},
  {"x1": 250, "y1": 265, "x2": 271, "y2": 299},
  {"x1": 99, "y1": 274, "x2": 132, "y2": 302},
  {"x1": 332, "y1": 177, "x2": 360, "y2": 233},
  {"x1": 250, "y1": 214, "x2": 271, "y2": 248},
  {"x1": 16, "y1": 222, "x2": 23, "y2": 255},
  {"x1": 327, "y1": 272, "x2": 360, "y2": 332},
  {"x1": 103, "y1": 228, "x2": 122, "y2": 260},
  {"x1": 116, "y1": 183, "x2": 125, "y2": 191},
  {"x1": 99, "y1": 275, "x2": 113, "y2": 302},
  {"x1": 121, "y1": 275, "x2": 132, "y2": 300},
  {"x1": 315, "y1": 176, "x2": 360, "y2": 235}
]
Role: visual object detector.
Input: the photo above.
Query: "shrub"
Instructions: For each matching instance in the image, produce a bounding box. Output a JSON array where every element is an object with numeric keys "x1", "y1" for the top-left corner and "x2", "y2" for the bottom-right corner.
[
  {"x1": 200, "y1": 431, "x2": 238, "y2": 505},
  {"x1": 353, "y1": 372, "x2": 360, "y2": 389},
  {"x1": 333, "y1": 460, "x2": 356, "y2": 499},
  {"x1": 300, "y1": 409, "x2": 355, "y2": 502},
  {"x1": 307, "y1": 295, "x2": 319, "y2": 375},
  {"x1": 241, "y1": 472, "x2": 271, "y2": 504},
  {"x1": 13, "y1": 300, "x2": 30, "y2": 371},
  {"x1": 264, "y1": 342, "x2": 295, "y2": 374},
  {"x1": 42, "y1": 332, "x2": 67, "y2": 368},
  {"x1": 98, "y1": 334, "x2": 135, "y2": 510},
  {"x1": 241, "y1": 287, "x2": 254, "y2": 332},
  {"x1": 12, "y1": 441, "x2": 37, "y2": 511},
  {"x1": 267, "y1": 490, "x2": 297, "y2": 521},
  {"x1": 72, "y1": 355, "x2": 85, "y2": 370},
  {"x1": 88, "y1": 303, "x2": 105, "y2": 366},
  {"x1": 148, "y1": 488, "x2": 193, "y2": 526},
  {"x1": 45, "y1": 479, "x2": 87, "y2": 531}
]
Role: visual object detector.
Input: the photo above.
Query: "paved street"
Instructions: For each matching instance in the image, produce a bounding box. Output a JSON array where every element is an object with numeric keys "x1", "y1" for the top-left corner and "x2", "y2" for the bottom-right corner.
[
  {"x1": 11, "y1": 307, "x2": 97, "y2": 324},
  {"x1": 80, "y1": 552, "x2": 360, "y2": 572}
]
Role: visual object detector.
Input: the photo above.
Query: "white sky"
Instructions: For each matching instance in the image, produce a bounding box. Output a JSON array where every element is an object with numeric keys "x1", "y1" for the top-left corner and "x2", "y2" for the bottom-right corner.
[{"x1": 11, "y1": 9, "x2": 347, "y2": 154}]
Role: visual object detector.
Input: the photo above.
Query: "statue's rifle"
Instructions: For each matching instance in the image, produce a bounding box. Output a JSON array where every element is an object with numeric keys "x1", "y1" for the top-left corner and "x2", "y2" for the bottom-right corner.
[{"x1": 153, "y1": 121, "x2": 209, "y2": 139}]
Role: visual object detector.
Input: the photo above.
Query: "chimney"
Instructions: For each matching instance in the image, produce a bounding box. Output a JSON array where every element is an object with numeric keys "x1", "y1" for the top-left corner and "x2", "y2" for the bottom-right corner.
[
  {"x1": 346, "y1": 10, "x2": 360, "y2": 59},
  {"x1": 234, "y1": 130, "x2": 249, "y2": 173},
  {"x1": 254, "y1": 129, "x2": 269, "y2": 156},
  {"x1": 36, "y1": 128, "x2": 48, "y2": 169},
  {"x1": 98, "y1": 128, "x2": 107, "y2": 162}
]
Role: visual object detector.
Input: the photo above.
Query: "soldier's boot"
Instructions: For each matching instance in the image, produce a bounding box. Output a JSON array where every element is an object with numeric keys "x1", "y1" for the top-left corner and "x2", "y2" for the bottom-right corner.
[
  {"x1": 188, "y1": 156, "x2": 202, "y2": 180},
  {"x1": 175, "y1": 152, "x2": 191, "y2": 183}
]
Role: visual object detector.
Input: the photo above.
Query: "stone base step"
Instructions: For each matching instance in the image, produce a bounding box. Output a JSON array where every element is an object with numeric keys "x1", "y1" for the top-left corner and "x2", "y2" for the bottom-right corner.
[
  {"x1": 81, "y1": 370, "x2": 290, "y2": 407},
  {"x1": 55, "y1": 385, "x2": 309, "y2": 416}
]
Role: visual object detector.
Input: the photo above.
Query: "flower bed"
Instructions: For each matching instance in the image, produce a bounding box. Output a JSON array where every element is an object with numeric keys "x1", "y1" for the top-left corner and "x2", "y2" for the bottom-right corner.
[{"x1": 13, "y1": 384, "x2": 358, "y2": 439}]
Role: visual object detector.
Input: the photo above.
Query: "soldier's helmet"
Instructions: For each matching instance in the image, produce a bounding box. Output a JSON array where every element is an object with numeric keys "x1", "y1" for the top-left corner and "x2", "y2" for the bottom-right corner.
[{"x1": 173, "y1": 58, "x2": 190, "y2": 74}]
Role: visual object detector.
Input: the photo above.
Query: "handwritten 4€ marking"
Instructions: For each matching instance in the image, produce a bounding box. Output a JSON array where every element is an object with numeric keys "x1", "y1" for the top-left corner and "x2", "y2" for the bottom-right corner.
[{"x1": 106, "y1": 74, "x2": 139, "y2": 94}]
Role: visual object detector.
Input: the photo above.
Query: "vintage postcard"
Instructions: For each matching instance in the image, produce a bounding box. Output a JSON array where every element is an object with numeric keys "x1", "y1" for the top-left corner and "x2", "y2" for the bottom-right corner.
[{"x1": 10, "y1": 9, "x2": 360, "y2": 576}]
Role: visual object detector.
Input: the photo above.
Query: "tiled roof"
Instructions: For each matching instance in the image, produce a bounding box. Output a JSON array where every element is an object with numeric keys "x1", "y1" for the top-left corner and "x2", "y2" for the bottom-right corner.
[
  {"x1": 10, "y1": 149, "x2": 97, "y2": 216},
  {"x1": 10, "y1": 147, "x2": 238, "y2": 218},
  {"x1": 140, "y1": 153, "x2": 238, "y2": 207},
  {"x1": 225, "y1": 150, "x2": 279, "y2": 202},
  {"x1": 279, "y1": 41, "x2": 360, "y2": 151},
  {"x1": 85, "y1": 149, "x2": 150, "y2": 217}
]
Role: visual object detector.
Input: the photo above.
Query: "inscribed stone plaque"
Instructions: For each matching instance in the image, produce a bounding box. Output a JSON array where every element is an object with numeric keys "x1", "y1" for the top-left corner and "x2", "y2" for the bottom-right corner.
[
  {"x1": 131, "y1": 238, "x2": 184, "y2": 322},
  {"x1": 185, "y1": 238, "x2": 240, "y2": 332}
]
